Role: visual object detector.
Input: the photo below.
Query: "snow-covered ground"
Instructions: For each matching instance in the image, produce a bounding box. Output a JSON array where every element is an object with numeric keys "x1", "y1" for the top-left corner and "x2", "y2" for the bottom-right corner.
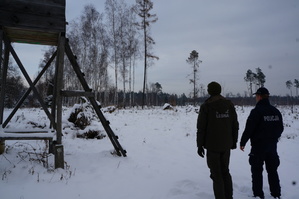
[{"x1": 0, "y1": 104, "x2": 298, "y2": 199}]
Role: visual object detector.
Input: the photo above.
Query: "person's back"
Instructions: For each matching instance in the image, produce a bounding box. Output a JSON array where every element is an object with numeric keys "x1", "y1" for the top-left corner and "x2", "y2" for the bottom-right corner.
[
  {"x1": 197, "y1": 81, "x2": 238, "y2": 199},
  {"x1": 241, "y1": 97, "x2": 283, "y2": 147},
  {"x1": 240, "y1": 87, "x2": 283, "y2": 199},
  {"x1": 198, "y1": 95, "x2": 238, "y2": 152}
]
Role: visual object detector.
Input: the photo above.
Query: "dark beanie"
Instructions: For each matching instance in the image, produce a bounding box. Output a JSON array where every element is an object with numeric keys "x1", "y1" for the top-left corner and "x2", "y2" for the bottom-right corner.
[{"x1": 208, "y1": 81, "x2": 221, "y2": 96}]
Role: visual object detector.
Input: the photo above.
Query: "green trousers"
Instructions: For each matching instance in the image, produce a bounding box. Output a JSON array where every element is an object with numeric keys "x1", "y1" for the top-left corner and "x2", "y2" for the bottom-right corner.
[{"x1": 207, "y1": 150, "x2": 233, "y2": 199}]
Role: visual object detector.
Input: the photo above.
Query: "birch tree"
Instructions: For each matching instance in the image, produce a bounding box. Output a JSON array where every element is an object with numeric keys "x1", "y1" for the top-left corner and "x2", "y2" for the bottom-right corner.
[
  {"x1": 127, "y1": 5, "x2": 140, "y2": 107},
  {"x1": 67, "y1": 5, "x2": 110, "y2": 105},
  {"x1": 105, "y1": 0, "x2": 122, "y2": 105}
]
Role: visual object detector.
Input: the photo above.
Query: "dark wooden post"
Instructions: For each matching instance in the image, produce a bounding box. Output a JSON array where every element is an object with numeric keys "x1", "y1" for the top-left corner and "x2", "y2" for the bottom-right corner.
[
  {"x1": 52, "y1": 33, "x2": 65, "y2": 169},
  {"x1": 0, "y1": 34, "x2": 3, "y2": 153},
  {"x1": 0, "y1": 28, "x2": 4, "y2": 125},
  {"x1": 0, "y1": 28, "x2": 9, "y2": 154},
  {"x1": 0, "y1": 29, "x2": 9, "y2": 125}
]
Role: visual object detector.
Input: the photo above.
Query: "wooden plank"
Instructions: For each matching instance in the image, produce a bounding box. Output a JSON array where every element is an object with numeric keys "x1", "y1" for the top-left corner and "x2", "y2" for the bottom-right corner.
[
  {"x1": 0, "y1": 132, "x2": 54, "y2": 140},
  {"x1": 0, "y1": 10, "x2": 66, "y2": 33},
  {"x1": 4, "y1": 27, "x2": 59, "y2": 45},
  {"x1": 0, "y1": 0, "x2": 65, "y2": 18},
  {"x1": 0, "y1": 0, "x2": 65, "y2": 7},
  {"x1": 3, "y1": 129, "x2": 50, "y2": 134},
  {"x1": 0, "y1": 0, "x2": 66, "y2": 45}
]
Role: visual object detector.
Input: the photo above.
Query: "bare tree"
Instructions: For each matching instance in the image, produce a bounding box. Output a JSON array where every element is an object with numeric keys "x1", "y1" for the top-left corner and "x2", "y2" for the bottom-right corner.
[
  {"x1": 105, "y1": 0, "x2": 140, "y2": 107},
  {"x1": 286, "y1": 80, "x2": 294, "y2": 113},
  {"x1": 294, "y1": 79, "x2": 299, "y2": 97},
  {"x1": 66, "y1": 4, "x2": 110, "y2": 105},
  {"x1": 118, "y1": 1, "x2": 134, "y2": 108},
  {"x1": 127, "y1": 5, "x2": 140, "y2": 107},
  {"x1": 3, "y1": 64, "x2": 27, "y2": 107},
  {"x1": 105, "y1": 0, "x2": 122, "y2": 106},
  {"x1": 186, "y1": 50, "x2": 202, "y2": 106},
  {"x1": 135, "y1": 0, "x2": 159, "y2": 108},
  {"x1": 286, "y1": 80, "x2": 293, "y2": 97}
]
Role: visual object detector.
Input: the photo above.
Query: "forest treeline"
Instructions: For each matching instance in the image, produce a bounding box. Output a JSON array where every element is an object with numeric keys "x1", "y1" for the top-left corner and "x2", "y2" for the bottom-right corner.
[{"x1": 1, "y1": 65, "x2": 299, "y2": 108}]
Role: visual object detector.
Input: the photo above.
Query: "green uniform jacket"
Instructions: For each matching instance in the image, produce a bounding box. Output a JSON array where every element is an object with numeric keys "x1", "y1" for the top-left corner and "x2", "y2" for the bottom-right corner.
[{"x1": 197, "y1": 95, "x2": 239, "y2": 152}]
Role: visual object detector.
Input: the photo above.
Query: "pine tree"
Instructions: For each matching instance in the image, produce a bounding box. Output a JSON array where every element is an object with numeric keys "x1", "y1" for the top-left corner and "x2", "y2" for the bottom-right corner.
[
  {"x1": 186, "y1": 50, "x2": 202, "y2": 106},
  {"x1": 135, "y1": 0, "x2": 159, "y2": 108},
  {"x1": 256, "y1": 67, "x2": 266, "y2": 87},
  {"x1": 244, "y1": 69, "x2": 256, "y2": 95}
]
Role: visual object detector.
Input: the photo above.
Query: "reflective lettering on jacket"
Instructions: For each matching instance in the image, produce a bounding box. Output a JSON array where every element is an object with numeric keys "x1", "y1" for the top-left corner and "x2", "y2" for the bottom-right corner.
[
  {"x1": 264, "y1": 115, "x2": 280, "y2": 122},
  {"x1": 216, "y1": 110, "x2": 229, "y2": 118}
]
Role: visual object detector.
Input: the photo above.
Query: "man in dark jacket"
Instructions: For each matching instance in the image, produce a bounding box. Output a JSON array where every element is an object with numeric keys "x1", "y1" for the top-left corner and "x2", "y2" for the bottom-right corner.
[
  {"x1": 197, "y1": 81, "x2": 239, "y2": 199},
  {"x1": 240, "y1": 87, "x2": 283, "y2": 199}
]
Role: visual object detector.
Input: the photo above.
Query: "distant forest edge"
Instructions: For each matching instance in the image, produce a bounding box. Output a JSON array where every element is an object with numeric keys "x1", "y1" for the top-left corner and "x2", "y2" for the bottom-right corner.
[
  {"x1": 2, "y1": 85, "x2": 299, "y2": 108},
  {"x1": 1, "y1": 65, "x2": 299, "y2": 108}
]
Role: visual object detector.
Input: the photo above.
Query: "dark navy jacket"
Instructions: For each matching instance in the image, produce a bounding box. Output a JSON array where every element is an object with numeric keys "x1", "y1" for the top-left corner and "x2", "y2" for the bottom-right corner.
[{"x1": 240, "y1": 98, "x2": 283, "y2": 147}]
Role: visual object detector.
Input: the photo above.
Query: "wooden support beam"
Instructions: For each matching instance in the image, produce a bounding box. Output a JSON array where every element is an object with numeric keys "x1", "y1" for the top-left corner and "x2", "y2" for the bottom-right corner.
[
  {"x1": 3, "y1": 129, "x2": 50, "y2": 134},
  {"x1": 53, "y1": 33, "x2": 65, "y2": 147},
  {"x1": 2, "y1": 33, "x2": 55, "y2": 126},
  {"x1": 2, "y1": 50, "x2": 57, "y2": 128}
]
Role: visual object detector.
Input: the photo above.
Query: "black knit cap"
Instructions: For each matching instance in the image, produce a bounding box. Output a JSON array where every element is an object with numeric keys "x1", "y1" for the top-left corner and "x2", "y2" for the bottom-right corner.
[
  {"x1": 253, "y1": 87, "x2": 270, "y2": 95},
  {"x1": 207, "y1": 81, "x2": 221, "y2": 96}
]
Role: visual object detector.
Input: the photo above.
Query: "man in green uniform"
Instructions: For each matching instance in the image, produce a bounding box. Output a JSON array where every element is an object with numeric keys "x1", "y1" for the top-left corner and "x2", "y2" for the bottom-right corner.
[{"x1": 197, "y1": 82, "x2": 239, "y2": 199}]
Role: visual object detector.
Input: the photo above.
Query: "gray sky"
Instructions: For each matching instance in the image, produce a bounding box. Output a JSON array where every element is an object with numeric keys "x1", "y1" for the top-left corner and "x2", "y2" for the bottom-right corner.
[{"x1": 14, "y1": 0, "x2": 299, "y2": 96}]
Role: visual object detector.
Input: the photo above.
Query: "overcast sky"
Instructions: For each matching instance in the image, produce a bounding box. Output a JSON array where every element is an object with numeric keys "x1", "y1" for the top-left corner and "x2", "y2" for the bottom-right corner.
[{"x1": 14, "y1": 0, "x2": 299, "y2": 96}]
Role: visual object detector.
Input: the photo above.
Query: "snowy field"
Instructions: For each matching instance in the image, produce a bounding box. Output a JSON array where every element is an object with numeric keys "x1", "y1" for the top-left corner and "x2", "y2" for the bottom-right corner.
[{"x1": 0, "y1": 104, "x2": 298, "y2": 199}]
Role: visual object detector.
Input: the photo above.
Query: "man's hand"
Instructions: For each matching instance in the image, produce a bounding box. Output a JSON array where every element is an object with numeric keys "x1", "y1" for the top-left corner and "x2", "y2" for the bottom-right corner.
[
  {"x1": 197, "y1": 146, "x2": 205, "y2": 158},
  {"x1": 240, "y1": 146, "x2": 245, "y2": 151}
]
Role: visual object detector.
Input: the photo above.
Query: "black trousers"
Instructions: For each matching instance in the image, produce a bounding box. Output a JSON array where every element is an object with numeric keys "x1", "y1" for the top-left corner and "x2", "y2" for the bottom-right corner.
[
  {"x1": 207, "y1": 150, "x2": 233, "y2": 199},
  {"x1": 249, "y1": 144, "x2": 281, "y2": 198}
]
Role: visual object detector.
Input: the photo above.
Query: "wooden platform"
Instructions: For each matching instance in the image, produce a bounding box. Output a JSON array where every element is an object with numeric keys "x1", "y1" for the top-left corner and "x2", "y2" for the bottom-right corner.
[
  {"x1": 0, "y1": 129, "x2": 55, "y2": 141},
  {"x1": 0, "y1": 0, "x2": 66, "y2": 45}
]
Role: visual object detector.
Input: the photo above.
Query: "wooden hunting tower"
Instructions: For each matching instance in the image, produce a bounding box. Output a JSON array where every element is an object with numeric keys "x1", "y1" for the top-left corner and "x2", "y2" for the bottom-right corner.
[
  {"x1": 0, "y1": 0, "x2": 126, "y2": 169},
  {"x1": 0, "y1": 0, "x2": 66, "y2": 168}
]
